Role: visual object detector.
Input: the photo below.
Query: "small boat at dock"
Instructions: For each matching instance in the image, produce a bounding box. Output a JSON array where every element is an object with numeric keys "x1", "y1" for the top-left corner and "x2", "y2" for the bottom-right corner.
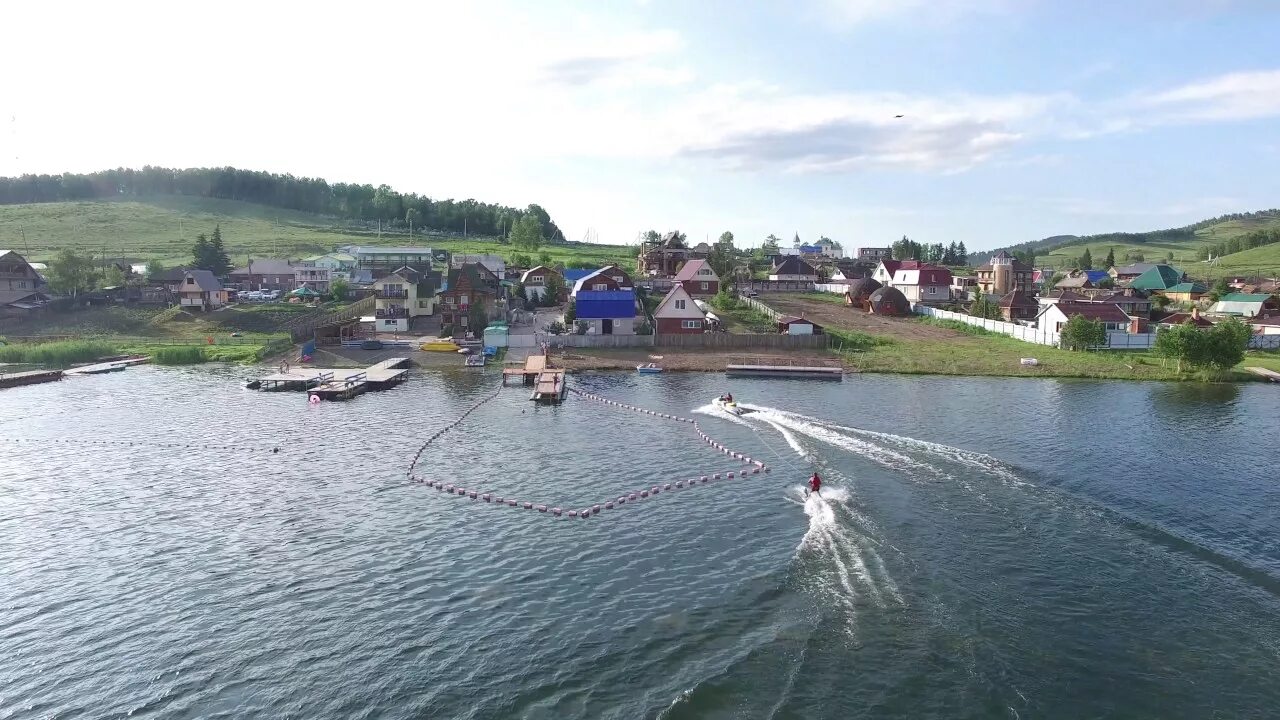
[{"x1": 636, "y1": 363, "x2": 663, "y2": 374}]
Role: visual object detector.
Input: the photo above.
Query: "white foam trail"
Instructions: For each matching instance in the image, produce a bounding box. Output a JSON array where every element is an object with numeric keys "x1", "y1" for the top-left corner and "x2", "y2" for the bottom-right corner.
[
  {"x1": 753, "y1": 409, "x2": 940, "y2": 478},
  {"x1": 756, "y1": 416, "x2": 807, "y2": 456},
  {"x1": 691, "y1": 403, "x2": 750, "y2": 426},
  {"x1": 826, "y1": 422, "x2": 1027, "y2": 487}
]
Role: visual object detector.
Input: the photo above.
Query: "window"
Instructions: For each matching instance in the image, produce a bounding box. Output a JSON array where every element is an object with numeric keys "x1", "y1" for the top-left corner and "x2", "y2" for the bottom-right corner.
[
  {"x1": 185, "y1": 276, "x2": 195, "y2": 285},
  {"x1": 460, "y1": 316, "x2": 469, "y2": 327},
  {"x1": 460, "y1": 294, "x2": 469, "y2": 305},
  {"x1": 593, "y1": 283, "x2": 609, "y2": 291},
  {"x1": 446, "y1": 297, "x2": 455, "y2": 305},
  {"x1": 418, "y1": 299, "x2": 430, "y2": 308},
  {"x1": 675, "y1": 299, "x2": 685, "y2": 309},
  {"x1": 530, "y1": 276, "x2": 543, "y2": 284},
  {"x1": 682, "y1": 320, "x2": 701, "y2": 329},
  {"x1": 700, "y1": 282, "x2": 709, "y2": 290},
  {"x1": 612, "y1": 275, "x2": 624, "y2": 283}
]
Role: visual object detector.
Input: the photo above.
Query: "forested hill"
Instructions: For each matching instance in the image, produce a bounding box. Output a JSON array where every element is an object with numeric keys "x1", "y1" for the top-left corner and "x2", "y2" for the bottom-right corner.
[
  {"x1": 976, "y1": 209, "x2": 1280, "y2": 263},
  {"x1": 0, "y1": 166, "x2": 566, "y2": 243}
]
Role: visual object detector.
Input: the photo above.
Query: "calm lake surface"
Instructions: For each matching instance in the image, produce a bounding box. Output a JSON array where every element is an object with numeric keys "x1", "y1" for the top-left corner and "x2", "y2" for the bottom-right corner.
[{"x1": 1, "y1": 367, "x2": 1278, "y2": 719}]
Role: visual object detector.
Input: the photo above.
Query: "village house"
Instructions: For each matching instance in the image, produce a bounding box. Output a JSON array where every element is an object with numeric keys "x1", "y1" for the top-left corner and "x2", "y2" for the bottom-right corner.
[
  {"x1": 1249, "y1": 314, "x2": 1280, "y2": 335},
  {"x1": 451, "y1": 253, "x2": 506, "y2": 277},
  {"x1": 1054, "y1": 272, "x2": 1095, "y2": 290},
  {"x1": 520, "y1": 265, "x2": 565, "y2": 303},
  {"x1": 996, "y1": 290, "x2": 1039, "y2": 321},
  {"x1": 975, "y1": 250, "x2": 1033, "y2": 295},
  {"x1": 573, "y1": 289, "x2": 637, "y2": 335},
  {"x1": 1161, "y1": 282, "x2": 1208, "y2": 303},
  {"x1": 890, "y1": 261, "x2": 952, "y2": 303},
  {"x1": 1129, "y1": 264, "x2": 1188, "y2": 292},
  {"x1": 951, "y1": 275, "x2": 977, "y2": 301},
  {"x1": 1109, "y1": 262, "x2": 1165, "y2": 283},
  {"x1": 230, "y1": 259, "x2": 297, "y2": 292},
  {"x1": 637, "y1": 232, "x2": 709, "y2": 277},
  {"x1": 769, "y1": 256, "x2": 818, "y2": 282},
  {"x1": 652, "y1": 284, "x2": 706, "y2": 334},
  {"x1": 440, "y1": 263, "x2": 500, "y2": 334},
  {"x1": 294, "y1": 266, "x2": 332, "y2": 293},
  {"x1": 777, "y1": 315, "x2": 823, "y2": 335},
  {"x1": 0, "y1": 250, "x2": 51, "y2": 320},
  {"x1": 303, "y1": 253, "x2": 357, "y2": 280},
  {"x1": 1036, "y1": 301, "x2": 1132, "y2": 333},
  {"x1": 1156, "y1": 308, "x2": 1215, "y2": 330},
  {"x1": 342, "y1": 246, "x2": 447, "y2": 271},
  {"x1": 372, "y1": 266, "x2": 439, "y2": 333},
  {"x1": 571, "y1": 265, "x2": 635, "y2": 297},
  {"x1": 1208, "y1": 293, "x2": 1280, "y2": 318},
  {"x1": 175, "y1": 270, "x2": 227, "y2": 312},
  {"x1": 855, "y1": 247, "x2": 892, "y2": 262},
  {"x1": 674, "y1": 258, "x2": 720, "y2": 297},
  {"x1": 872, "y1": 259, "x2": 901, "y2": 285}
]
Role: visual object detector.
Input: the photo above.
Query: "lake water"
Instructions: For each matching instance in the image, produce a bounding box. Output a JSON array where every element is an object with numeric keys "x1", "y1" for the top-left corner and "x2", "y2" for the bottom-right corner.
[{"x1": 1, "y1": 368, "x2": 1278, "y2": 719}]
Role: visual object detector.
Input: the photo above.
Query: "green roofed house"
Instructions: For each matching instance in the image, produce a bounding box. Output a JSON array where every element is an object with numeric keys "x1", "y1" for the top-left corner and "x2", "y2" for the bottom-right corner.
[
  {"x1": 1128, "y1": 264, "x2": 1186, "y2": 292},
  {"x1": 1162, "y1": 282, "x2": 1208, "y2": 303},
  {"x1": 1209, "y1": 293, "x2": 1280, "y2": 318}
]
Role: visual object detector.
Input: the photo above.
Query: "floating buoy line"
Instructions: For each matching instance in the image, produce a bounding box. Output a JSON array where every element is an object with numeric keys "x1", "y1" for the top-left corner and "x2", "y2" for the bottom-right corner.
[
  {"x1": 0, "y1": 437, "x2": 282, "y2": 454},
  {"x1": 404, "y1": 386, "x2": 770, "y2": 520}
]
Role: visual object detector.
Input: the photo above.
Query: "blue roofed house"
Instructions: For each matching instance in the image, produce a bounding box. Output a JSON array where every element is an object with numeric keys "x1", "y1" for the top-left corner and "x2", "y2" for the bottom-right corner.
[
  {"x1": 572, "y1": 289, "x2": 637, "y2": 335},
  {"x1": 1084, "y1": 270, "x2": 1111, "y2": 285}
]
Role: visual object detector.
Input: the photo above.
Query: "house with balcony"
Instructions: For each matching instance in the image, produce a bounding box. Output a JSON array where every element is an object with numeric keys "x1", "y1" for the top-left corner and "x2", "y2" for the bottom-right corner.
[
  {"x1": 294, "y1": 266, "x2": 332, "y2": 293},
  {"x1": 304, "y1": 253, "x2": 357, "y2": 280},
  {"x1": 343, "y1": 246, "x2": 448, "y2": 271},
  {"x1": 371, "y1": 266, "x2": 439, "y2": 333},
  {"x1": 176, "y1": 270, "x2": 227, "y2": 312},
  {"x1": 439, "y1": 263, "x2": 501, "y2": 334}
]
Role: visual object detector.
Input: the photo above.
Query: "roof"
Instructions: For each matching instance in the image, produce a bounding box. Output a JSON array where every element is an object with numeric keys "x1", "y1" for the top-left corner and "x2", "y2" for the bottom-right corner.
[
  {"x1": 778, "y1": 315, "x2": 822, "y2": 328},
  {"x1": 867, "y1": 285, "x2": 911, "y2": 313},
  {"x1": 674, "y1": 258, "x2": 718, "y2": 282},
  {"x1": 563, "y1": 269, "x2": 594, "y2": 283},
  {"x1": 1041, "y1": 289, "x2": 1090, "y2": 302},
  {"x1": 1158, "y1": 312, "x2": 1214, "y2": 328},
  {"x1": 1084, "y1": 270, "x2": 1111, "y2": 284},
  {"x1": 1051, "y1": 301, "x2": 1130, "y2": 323},
  {"x1": 1130, "y1": 264, "x2": 1185, "y2": 290},
  {"x1": 1209, "y1": 299, "x2": 1268, "y2": 316},
  {"x1": 572, "y1": 268, "x2": 610, "y2": 296},
  {"x1": 997, "y1": 290, "x2": 1038, "y2": 309},
  {"x1": 520, "y1": 265, "x2": 561, "y2": 284},
  {"x1": 878, "y1": 259, "x2": 903, "y2": 276},
  {"x1": 574, "y1": 289, "x2": 636, "y2": 319},
  {"x1": 845, "y1": 277, "x2": 882, "y2": 298},
  {"x1": 771, "y1": 256, "x2": 817, "y2": 277},
  {"x1": 1219, "y1": 293, "x2": 1273, "y2": 303},
  {"x1": 447, "y1": 263, "x2": 498, "y2": 294},
  {"x1": 181, "y1": 269, "x2": 223, "y2": 292},
  {"x1": 1249, "y1": 314, "x2": 1280, "y2": 326},
  {"x1": 891, "y1": 263, "x2": 951, "y2": 286},
  {"x1": 343, "y1": 246, "x2": 437, "y2": 255},
  {"x1": 0, "y1": 289, "x2": 51, "y2": 306},
  {"x1": 1055, "y1": 274, "x2": 1094, "y2": 288},
  {"x1": 1164, "y1": 282, "x2": 1207, "y2": 293},
  {"x1": 231, "y1": 259, "x2": 294, "y2": 276},
  {"x1": 992, "y1": 250, "x2": 1014, "y2": 260},
  {"x1": 653, "y1": 285, "x2": 704, "y2": 319},
  {"x1": 1112, "y1": 262, "x2": 1159, "y2": 276}
]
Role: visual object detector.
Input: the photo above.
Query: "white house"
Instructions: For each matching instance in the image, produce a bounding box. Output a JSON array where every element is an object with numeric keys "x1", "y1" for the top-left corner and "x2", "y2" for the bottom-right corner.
[
  {"x1": 372, "y1": 267, "x2": 437, "y2": 333},
  {"x1": 889, "y1": 262, "x2": 952, "y2": 303},
  {"x1": 768, "y1": 256, "x2": 818, "y2": 282},
  {"x1": 872, "y1": 259, "x2": 901, "y2": 285},
  {"x1": 652, "y1": 284, "x2": 707, "y2": 334},
  {"x1": 175, "y1": 270, "x2": 227, "y2": 312},
  {"x1": 294, "y1": 266, "x2": 332, "y2": 292},
  {"x1": 1036, "y1": 301, "x2": 1132, "y2": 333}
]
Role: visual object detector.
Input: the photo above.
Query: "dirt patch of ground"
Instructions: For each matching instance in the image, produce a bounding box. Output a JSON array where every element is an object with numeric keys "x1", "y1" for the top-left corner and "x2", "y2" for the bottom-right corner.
[
  {"x1": 551, "y1": 348, "x2": 842, "y2": 372},
  {"x1": 764, "y1": 294, "x2": 963, "y2": 341}
]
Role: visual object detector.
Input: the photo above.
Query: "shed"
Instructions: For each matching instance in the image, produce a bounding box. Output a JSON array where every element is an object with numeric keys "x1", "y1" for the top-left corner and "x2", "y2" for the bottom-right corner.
[
  {"x1": 777, "y1": 315, "x2": 823, "y2": 335},
  {"x1": 868, "y1": 286, "x2": 910, "y2": 315}
]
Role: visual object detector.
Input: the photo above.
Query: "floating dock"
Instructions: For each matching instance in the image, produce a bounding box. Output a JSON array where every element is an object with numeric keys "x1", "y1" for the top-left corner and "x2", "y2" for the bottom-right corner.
[
  {"x1": 725, "y1": 363, "x2": 843, "y2": 380},
  {"x1": 503, "y1": 353, "x2": 547, "y2": 386},
  {"x1": 255, "y1": 357, "x2": 409, "y2": 400},
  {"x1": 531, "y1": 370, "x2": 567, "y2": 404},
  {"x1": 64, "y1": 356, "x2": 150, "y2": 376},
  {"x1": 0, "y1": 369, "x2": 64, "y2": 389}
]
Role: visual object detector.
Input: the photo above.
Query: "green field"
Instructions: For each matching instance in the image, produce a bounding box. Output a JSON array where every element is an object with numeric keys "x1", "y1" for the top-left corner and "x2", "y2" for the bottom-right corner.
[
  {"x1": 0, "y1": 196, "x2": 633, "y2": 268},
  {"x1": 1042, "y1": 213, "x2": 1280, "y2": 277}
]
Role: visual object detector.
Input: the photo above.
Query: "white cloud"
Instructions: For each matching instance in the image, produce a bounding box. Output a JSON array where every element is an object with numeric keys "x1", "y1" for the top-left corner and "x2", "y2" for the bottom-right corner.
[
  {"x1": 814, "y1": 0, "x2": 1016, "y2": 27},
  {"x1": 1141, "y1": 70, "x2": 1280, "y2": 122}
]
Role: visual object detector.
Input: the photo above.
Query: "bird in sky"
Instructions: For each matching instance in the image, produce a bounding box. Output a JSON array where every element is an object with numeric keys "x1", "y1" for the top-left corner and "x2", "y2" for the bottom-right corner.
[{"x1": 894, "y1": 114, "x2": 904, "y2": 118}]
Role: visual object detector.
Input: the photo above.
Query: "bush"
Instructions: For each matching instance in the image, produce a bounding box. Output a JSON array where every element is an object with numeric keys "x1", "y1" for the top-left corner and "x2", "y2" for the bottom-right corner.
[
  {"x1": 1060, "y1": 315, "x2": 1107, "y2": 351},
  {"x1": 439, "y1": 324, "x2": 454, "y2": 338},
  {"x1": 564, "y1": 299, "x2": 576, "y2": 323},
  {"x1": 636, "y1": 320, "x2": 653, "y2": 335},
  {"x1": 575, "y1": 320, "x2": 589, "y2": 335},
  {"x1": 151, "y1": 346, "x2": 208, "y2": 365},
  {"x1": 546, "y1": 320, "x2": 566, "y2": 335},
  {"x1": 0, "y1": 340, "x2": 117, "y2": 368}
]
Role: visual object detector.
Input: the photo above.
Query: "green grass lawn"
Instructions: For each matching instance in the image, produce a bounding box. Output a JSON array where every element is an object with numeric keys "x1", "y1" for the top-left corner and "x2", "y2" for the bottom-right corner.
[
  {"x1": 1238, "y1": 350, "x2": 1280, "y2": 373},
  {"x1": 0, "y1": 196, "x2": 633, "y2": 268}
]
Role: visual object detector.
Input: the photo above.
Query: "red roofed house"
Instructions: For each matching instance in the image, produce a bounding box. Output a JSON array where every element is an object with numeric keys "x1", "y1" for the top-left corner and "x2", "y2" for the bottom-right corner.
[
  {"x1": 1249, "y1": 313, "x2": 1280, "y2": 335},
  {"x1": 673, "y1": 258, "x2": 720, "y2": 297},
  {"x1": 776, "y1": 315, "x2": 823, "y2": 335},
  {"x1": 1157, "y1": 307, "x2": 1215, "y2": 330},
  {"x1": 652, "y1": 284, "x2": 706, "y2": 335},
  {"x1": 872, "y1": 259, "x2": 902, "y2": 285},
  {"x1": 1036, "y1": 301, "x2": 1132, "y2": 333},
  {"x1": 889, "y1": 261, "x2": 952, "y2": 303}
]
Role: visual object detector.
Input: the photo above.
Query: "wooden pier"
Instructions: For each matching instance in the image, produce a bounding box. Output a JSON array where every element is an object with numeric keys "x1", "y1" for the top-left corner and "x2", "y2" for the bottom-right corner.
[
  {"x1": 503, "y1": 352, "x2": 567, "y2": 403},
  {"x1": 0, "y1": 369, "x2": 64, "y2": 389},
  {"x1": 64, "y1": 356, "x2": 150, "y2": 376},
  {"x1": 1245, "y1": 366, "x2": 1280, "y2": 383},
  {"x1": 255, "y1": 357, "x2": 409, "y2": 400}
]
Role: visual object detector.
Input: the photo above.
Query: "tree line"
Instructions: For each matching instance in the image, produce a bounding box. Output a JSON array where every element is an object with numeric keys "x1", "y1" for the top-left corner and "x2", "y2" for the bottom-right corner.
[
  {"x1": 891, "y1": 236, "x2": 969, "y2": 265},
  {"x1": 1195, "y1": 227, "x2": 1280, "y2": 260},
  {"x1": 0, "y1": 166, "x2": 566, "y2": 243}
]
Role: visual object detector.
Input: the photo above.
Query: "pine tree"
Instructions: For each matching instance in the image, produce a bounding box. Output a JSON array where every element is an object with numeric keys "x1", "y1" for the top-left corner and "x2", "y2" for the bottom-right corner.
[
  {"x1": 208, "y1": 224, "x2": 232, "y2": 277},
  {"x1": 946, "y1": 242, "x2": 958, "y2": 265},
  {"x1": 956, "y1": 241, "x2": 968, "y2": 265},
  {"x1": 192, "y1": 233, "x2": 211, "y2": 270},
  {"x1": 1104, "y1": 247, "x2": 1116, "y2": 269},
  {"x1": 1080, "y1": 248, "x2": 1093, "y2": 271}
]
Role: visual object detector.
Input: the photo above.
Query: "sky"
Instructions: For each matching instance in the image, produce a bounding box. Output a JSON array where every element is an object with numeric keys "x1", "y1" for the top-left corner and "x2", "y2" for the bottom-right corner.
[{"x1": 2, "y1": 0, "x2": 1279, "y2": 253}]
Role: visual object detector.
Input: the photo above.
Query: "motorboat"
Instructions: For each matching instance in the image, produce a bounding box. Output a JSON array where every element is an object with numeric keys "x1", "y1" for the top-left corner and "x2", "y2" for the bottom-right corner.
[
  {"x1": 420, "y1": 339, "x2": 460, "y2": 352},
  {"x1": 714, "y1": 396, "x2": 751, "y2": 415},
  {"x1": 636, "y1": 363, "x2": 663, "y2": 374}
]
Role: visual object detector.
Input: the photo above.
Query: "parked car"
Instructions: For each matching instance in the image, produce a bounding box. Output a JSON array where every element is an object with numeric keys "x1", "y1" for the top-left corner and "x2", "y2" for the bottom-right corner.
[
  {"x1": 240, "y1": 290, "x2": 263, "y2": 301},
  {"x1": 747, "y1": 290, "x2": 759, "y2": 298}
]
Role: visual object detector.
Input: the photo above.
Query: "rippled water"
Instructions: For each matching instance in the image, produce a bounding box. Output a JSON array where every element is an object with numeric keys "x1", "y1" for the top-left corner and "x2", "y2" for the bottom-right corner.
[{"x1": 1, "y1": 368, "x2": 1278, "y2": 719}]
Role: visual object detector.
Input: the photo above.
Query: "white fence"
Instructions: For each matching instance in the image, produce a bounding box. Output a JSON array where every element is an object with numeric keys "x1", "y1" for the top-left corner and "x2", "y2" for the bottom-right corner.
[
  {"x1": 914, "y1": 305, "x2": 1061, "y2": 346},
  {"x1": 915, "y1": 304, "x2": 1280, "y2": 351}
]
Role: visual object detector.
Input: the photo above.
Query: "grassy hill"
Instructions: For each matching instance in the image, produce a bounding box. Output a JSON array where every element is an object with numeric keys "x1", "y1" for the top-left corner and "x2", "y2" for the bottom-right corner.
[
  {"x1": 0, "y1": 196, "x2": 633, "y2": 268},
  {"x1": 1040, "y1": 212, "x2": 1280, "y2": 274}
]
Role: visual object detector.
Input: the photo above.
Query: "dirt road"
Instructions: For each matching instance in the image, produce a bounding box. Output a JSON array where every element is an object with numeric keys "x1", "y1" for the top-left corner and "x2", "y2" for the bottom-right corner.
[{"x1": 764, "y1": 294, "x2": 962, "y2": 340}]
